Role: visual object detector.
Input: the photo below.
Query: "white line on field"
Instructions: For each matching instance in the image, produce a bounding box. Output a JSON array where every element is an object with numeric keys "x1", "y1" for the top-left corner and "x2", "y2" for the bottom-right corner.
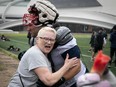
[
  {"x1": 81, "y1": 54, "x2": 91, "y2": 58},
  {"x1": 10, "y1": 39, "x2": 28, "y2": 45}
]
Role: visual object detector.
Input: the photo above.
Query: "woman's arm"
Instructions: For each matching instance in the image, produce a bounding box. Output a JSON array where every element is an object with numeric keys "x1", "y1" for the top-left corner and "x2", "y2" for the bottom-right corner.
[{"x1": 34, "y1": 54, "x2": 78, "y2": 86}]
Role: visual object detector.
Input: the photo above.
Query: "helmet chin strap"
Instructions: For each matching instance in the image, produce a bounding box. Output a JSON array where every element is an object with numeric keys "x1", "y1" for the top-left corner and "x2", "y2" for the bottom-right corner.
[{"x1": 53, "y1": 13, "x2": 59, "y2": 23}]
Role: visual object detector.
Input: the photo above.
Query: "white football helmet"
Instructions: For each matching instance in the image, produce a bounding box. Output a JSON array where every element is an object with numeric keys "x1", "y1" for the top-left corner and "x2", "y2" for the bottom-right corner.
[{"x1": 23, "y1": 0, "x2": 59, "y2": 26}]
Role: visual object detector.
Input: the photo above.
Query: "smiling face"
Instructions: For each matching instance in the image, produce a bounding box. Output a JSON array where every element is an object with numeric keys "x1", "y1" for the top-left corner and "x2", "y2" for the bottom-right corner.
[{"x1": 36, "y1": 27, "x2": 56, "y2": 55}]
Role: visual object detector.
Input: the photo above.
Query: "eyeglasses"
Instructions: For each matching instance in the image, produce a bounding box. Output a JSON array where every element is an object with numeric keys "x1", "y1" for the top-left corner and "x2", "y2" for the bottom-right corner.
[{"x1": 39, "y1": 37, "x2": 55, "y2": 43}]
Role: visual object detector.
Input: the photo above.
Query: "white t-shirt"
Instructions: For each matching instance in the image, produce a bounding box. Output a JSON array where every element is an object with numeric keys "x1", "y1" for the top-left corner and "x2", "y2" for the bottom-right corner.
[
  {"x1": 8, "y1": 45, "x2": 52, "y2": 87},
  {"x1": 51, "y1": 38, "x2": 86, "y2": 87}
]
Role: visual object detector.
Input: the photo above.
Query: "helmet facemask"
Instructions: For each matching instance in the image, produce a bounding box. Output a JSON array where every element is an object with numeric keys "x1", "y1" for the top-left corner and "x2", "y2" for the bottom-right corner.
[
  {"x1": 23, "y1": 4, "x2": 42, "y2": 27},
  {"x1": 23, "y1": 13, "x2": 40, "y2": 26}
]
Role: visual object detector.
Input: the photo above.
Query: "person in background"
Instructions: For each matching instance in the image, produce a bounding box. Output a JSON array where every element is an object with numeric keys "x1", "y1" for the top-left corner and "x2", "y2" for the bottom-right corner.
[
  {"x1": 51, "y1": 26, "x2": 87, "y2": 87},
  {"x1": 8, "y1": 27, "x2": 78, "y2": 87},
  {"x1": 102, "y1": 29, "x2": 107, "y2": 47},
  {"x1": 109, "y1": 25, "x2": 116, "y2": 68},
  {"x1": 88, "y1": 31, "x2": 96, "y2": 52},
  {"x1": 27, "y1": 31, "x2": 32, "y2": 46},
  {"x1": 0, "y1": 34, "x2": 10, "y2": 41},
  {"x1": 102, "y1": 29, "x2": 108, "y2": 40},
  {"x1": 91, "y1": 29, "x2": 104, "y2": 61}
]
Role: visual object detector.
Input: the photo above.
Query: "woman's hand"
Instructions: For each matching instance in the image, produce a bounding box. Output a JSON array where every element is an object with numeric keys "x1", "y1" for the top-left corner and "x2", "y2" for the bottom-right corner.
[{"x1": 64, "y1": 54, "x2": 79, "y2": 70}]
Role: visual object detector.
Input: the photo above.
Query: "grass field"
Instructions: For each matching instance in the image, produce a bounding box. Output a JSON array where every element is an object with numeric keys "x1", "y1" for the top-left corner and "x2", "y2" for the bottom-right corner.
[{"x1": 0, "y1": 32, "x2": 116, "y2": 76}]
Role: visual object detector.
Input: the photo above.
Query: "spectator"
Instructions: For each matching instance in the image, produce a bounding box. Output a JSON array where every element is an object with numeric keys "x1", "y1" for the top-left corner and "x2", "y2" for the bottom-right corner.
[
  {"x1": 8, "y1": 27, "x2": 78, "y2": 87},
  {"x1": 102, "y1": 29, "x2": 108, "y2": 40},
  {"x1": 102, "y1": 29, "x2": 107, "y2": 47},
  {"x1": 109, "y1": 25, "x2": 116, "y2": 68},
  {"x1": 1, "y1": 35, "x2": 6, "y2": 41},
  {"x1": 1, "y1": 34, "x2": 10, "y2": 41},
  {"x1": 7, "y1": 45, "x2": 20, "y2": 52},
  {"x1": 91, "y1": 29, "x2": 104, "y2": 61},
  {"x1": 88, "y1": 31, "x2": 96, "y2": 52},
  {"x1": 7, "y1": 45, "x2": 15, "y2": 51},
  {"x1": 27, "y1": 31, "x2": 32, "y2": 46}
]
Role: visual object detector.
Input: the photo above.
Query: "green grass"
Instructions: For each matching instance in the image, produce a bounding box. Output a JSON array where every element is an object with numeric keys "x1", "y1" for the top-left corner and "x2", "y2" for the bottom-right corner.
[
  {"x1": 0, "y1": 33, "x2": 30, "y2": 55},
  {"x1": 73, "y1": 33, "x2": 116, "y2": 75},
  {"x1": 0, "y1": 32, "x2": 116, "y2": 76}
]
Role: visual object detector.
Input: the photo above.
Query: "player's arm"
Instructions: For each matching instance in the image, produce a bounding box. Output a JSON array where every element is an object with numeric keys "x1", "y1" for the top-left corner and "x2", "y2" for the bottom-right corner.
[{"x1": 61, "y1": 45, "x2": 81, "y2": 80}]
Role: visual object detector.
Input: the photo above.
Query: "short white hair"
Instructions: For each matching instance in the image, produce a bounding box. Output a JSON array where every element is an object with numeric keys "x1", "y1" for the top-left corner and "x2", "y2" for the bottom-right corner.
[{"x1": 37, "y1": 27, "x2": 56, "y2": 37}]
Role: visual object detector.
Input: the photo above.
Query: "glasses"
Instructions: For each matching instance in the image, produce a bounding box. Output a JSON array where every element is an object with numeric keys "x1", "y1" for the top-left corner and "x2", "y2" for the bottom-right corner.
[{"x1": 39, "y1": 37, "x2": 55, "y2": 43}]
